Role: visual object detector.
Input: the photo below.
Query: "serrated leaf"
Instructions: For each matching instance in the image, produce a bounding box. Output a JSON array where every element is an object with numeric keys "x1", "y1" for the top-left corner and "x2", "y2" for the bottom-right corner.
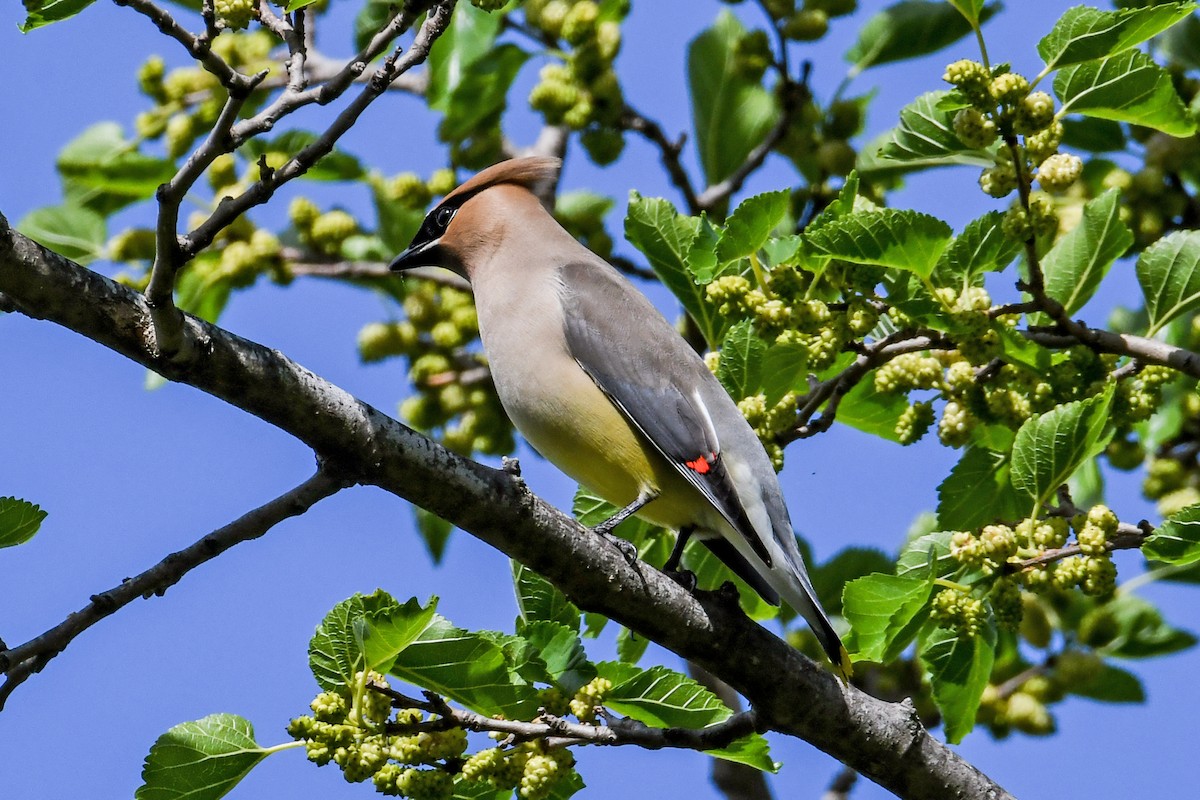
[
  {"x1": 715, "y1": 320, "x2": 766, "y2": 399},
  {"x1": 704, "y1": 731, "x2": 778, "y2": 773},
  {"x1": 717, "y1": 191, "x2": 789, "y2": 263},
  {"x1": 1041, "y1": 189, "x2": 1132, "y2": 316},
  {"x1": 512, "y1": 561, "x2": 580, "y2": 631},
  {"x1": 896, "y1": 531, "x2": 958, "y2": 579},
  {"x1": 625, "y1": 193, "x2": 724, "y2": 346},
  {"x1": 390, "y1": 616, "x2": 541, "y2": 718},
  {"x1": 937, "y1": 448, "x2": 1025, "y2": 531},
  {"x1": 804, "y1": 209, "x2": 952, "y2": 279},
  {"x1": 1010, "y1": 387, "x2": 1115, "y2": 513},
  {"x1": 1068, "y1": 661, "x2": 1146, "y2": 703},
  {"x1": 426, "y1": 0, "x2": 502, "y2": 110},
  {"x1": 0, "y1": 497, "x2": 47, "y2": 548},
  {"x1": 874, "y1": 92, "x2": 997, "y2": 170},
  {"x1": 811, "y1": 547, "x2": 896, "y2": 615},
  {"x1": 932, "y1": 211, "x2": 1021, "y2": 289},
  {"x1": 19, "y1": 0, "x2": 96, "y2": 31},
  {"x1": 1055, "y1": 49, "x2": 1196, "y2": 137},
  {"x1": 1136, "y1": 230, "x2": 1200, "y2": 335},
  {"x1": 1038, "y1": 3, "x2": 1196, "y2": 71},
  {"x1": 687, "y1": 11, "x2": 780, "y2": 185},
  {"x1": 835, "y1": 378, "x2": 910, "y2": 443},
  {"x1": 1102, "y1": 594, "x2": 1197, "y2": 658},
  {"x1": 921, "y1": 622, "x2": 996, "y2": 743},
  {"x1": 762, "y1": 235, "x2": 803, "y2": 268},
  {"x1": 519, "y1": 620, "x2": 595, "y2": 694},
  {"x1": 846, "y1": 1, "x2": 994, "y2": 71},
  {"x1": 308, "y1": 592, "x2": 437, "y2": 691},
  {"x1": 136, "y1": 714, "x2": 268, "y2": 800},
  {"x1": 946, "y1": 0, "x2": 988, "y2": 26},
  {"x1": 1144, "y1": 503, "x2": 1200, "y2": 565},
  {"x1": 17, "y1": 203, "x2": 106, "y2": 264},
  {"x1": 598, "y1": 663, "x2": 731, "y2": 728},
  {"x1": 843, "y1": 573, "x2": 933, "y2": 663},
  {"x1": 438, "y1": 44, "x2": 530, "y2": 142}
]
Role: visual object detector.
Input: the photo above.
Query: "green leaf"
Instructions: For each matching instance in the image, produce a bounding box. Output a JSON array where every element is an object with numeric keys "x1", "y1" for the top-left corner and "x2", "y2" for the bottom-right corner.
[
  {"x1": 136, "y1": 714, "x2": 268, "y2": 800},
  {"x1": 1010, "y1": 387, "x2": 1115, "y2": 513},
  {"x1": 715, "y1": 320, "x2": 766, "y2": 399},
  {"x1": 1055, "y1": 49, "x2": 1196, "y2": 137},
  {"x1": 16, "y1": 203, "x2": 106, "y2": 264},
  {"x1": 804, "y1": 209, "x2": 952, "y2": 280},
  {"x1": 390, "y1": 616, "x2": 541, "y2": 718},
  {"x1": 946, "y1": 0, "x2": 987, "y2": 26},
  {"x1": 681, "y1": 540, "x2": 777, "y2": 621},
  {"x1": 415, "y1": 507, "x2": 452, "y2": 563},
  {"x1": 835, "y1": 378, "x2": 909, "y2": 443},
  {"x1": 846, "y1": 1, "x2": 995, "y2": 71},
  {"x1": 811, "y1": 547, "x2": 896, "y2": 615},
  {"x1": 240, "y1": 131, "x2": 365, "y2": 181},
  {"x1": 1041, "y1": 189, "x2": 1132, "y2": 317},
  {"x1": 937, "y1": 447, "x2": 1026, "y2": 531},
  {"x1": 843, "y1": 573, "x2": 933, "y2": 663},
  {"x1": 175, "y1": 257, "x2": 232, "y2": 324},
  {"x1": 1068, "y1": 661, "x2": 1146, "y2": 703},
  {"x1": 717, "y1": 191, "x2": 789, "y2": 263},
  {"x1": 921, "y1": 622, "x2": 996, "y2": 743},
  {"x1": 0, "y1": 497, "x2": 47, "y2": 548},
  {"x1": 687, "y1": 11, "x2": 780, "y2": 185},
  {"x1": 598, "y1": 663, "x2": 731, "y2": 728},
  {"x1": 374, "y1": 189, "x2": 427, "y2": 253},
  {"x1": 1037, "y1": 3, "x2": 1196, "y2": 71},
  {"x1": 308, "y1": 592, "x2": 437, "y2": 691},
  {"x1": 19, "y1": 0, "x2": 96, "y2": 31},
  {"x1": 1144, "y1": 503, "x2": 1200, "y2": 565},
  {"x1": 572, "y1": 486, "x2": 660, "y2": 548},
  {"x1": 1136, "y1": 230, "x2": 1200, "y2": 335},
  {"x1": 932, "y1": 211, "x2": 1022, "y2": 290},
  {"x1": 1061, "y1": 117, "x2": 1127, "y2": 152},
  {"x1": 1102, "y1": 594, "x2": 1197, "y2": 658},
  {"x1": 896, "y1": 531, "x2": 958, "y2": 579},
  {"x1": 760, "y1": 341, "x2": 808, "y2": 405},
  {"x1": 353, "y1": 0, "x2": 397, "y2": 52},
  {"x1": 616, "y1": 626, "x2": 651, "y2": 664},
  {"x1": 624, "y1": 193, "x2": 724, "y2": 346},
  {"x1": 1160, "y1": 13, "x2": 1200, "y2": 70},
  {"x1": 873, "y1": 92, "x2": 997, "y2": 170},
  {"x1": 704, "y1": 733, "x2": 778, "y2": 773},
  {"x1": 438, "y1": 44, "x2": 530, "y2": 142},
  {"x1": 56, "y1": 122, "x2": 175, "y2": 213},
  {"x1": 519, "y1": 620, "x2": 595, "y2": 693},
  {"x1": 285, "y1": 0, "x2": 319, "y2": 10},
  {"x1": 512, "y1": 561, "x2": 580, "y2": 631}
]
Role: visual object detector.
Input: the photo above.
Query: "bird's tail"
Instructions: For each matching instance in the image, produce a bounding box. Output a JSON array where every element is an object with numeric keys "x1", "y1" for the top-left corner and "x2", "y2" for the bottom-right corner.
[{"x1": 774, "y1": 569, "x2": 853, "y2": 682}]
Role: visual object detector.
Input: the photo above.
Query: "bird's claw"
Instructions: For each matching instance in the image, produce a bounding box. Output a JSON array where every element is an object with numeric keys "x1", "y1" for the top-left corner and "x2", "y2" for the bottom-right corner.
[
  {"x1": 664, "y1": 568, "x2": 697, "y2": 593},
  {"x1": 597, "y1": 529, "x2": 638, "y2": 565}
]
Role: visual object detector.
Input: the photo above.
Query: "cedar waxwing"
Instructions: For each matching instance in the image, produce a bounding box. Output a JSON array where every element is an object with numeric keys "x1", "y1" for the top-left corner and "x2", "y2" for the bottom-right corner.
[{"x1": 390, "y1": 157, "x2": 850, "y2": 676}]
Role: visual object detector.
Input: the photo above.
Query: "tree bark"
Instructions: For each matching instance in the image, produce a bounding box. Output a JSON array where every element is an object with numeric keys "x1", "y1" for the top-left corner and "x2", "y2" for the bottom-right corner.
[{"x1": 0, "y1": 214, "x2": 1013, "y2": 800}]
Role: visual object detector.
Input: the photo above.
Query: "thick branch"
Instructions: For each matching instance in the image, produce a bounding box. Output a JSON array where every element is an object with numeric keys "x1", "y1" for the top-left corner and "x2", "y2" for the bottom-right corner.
[
  {"x1": 0, "y1": 215, "x2": 1013, "y2": 800},
  {"x1": 0, "y1": 466, "x2": 347, "y2": 709}
]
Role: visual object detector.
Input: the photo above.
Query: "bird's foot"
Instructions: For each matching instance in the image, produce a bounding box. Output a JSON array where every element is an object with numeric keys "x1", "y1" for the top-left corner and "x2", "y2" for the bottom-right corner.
[
  {"x1": 664, "y1": 568, "x2": 697, "y2": 593},
  {"x1": 598, "y1": 530, "x2": 639, "y2": 565},
  {"x1": 714, "y1": 580, "x2": 744, "y2": 610}
]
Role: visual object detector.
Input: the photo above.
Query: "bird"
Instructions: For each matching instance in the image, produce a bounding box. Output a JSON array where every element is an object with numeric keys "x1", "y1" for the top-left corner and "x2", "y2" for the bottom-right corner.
[{"x1": 389, "y1": 156, "x2": 850, "y2": 677}]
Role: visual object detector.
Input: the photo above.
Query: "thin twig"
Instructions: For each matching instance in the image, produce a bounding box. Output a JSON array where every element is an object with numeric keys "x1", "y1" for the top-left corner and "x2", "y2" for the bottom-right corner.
[
  {"x1": 821, "y1": 766, "x2": 858, "y2": 800},
  {"x1": 0, "y1": 467, "x2": 349, "y2": 710},
  {"x1": 186, "y1": 1, "x2": 455, "y2": 257},
  {"x1": 782, "y1": 333, "x2": 952, "y2": 442},
  {"x1": 370, "y1": 684, "x2": 759, "y2": 752},
  {"x1": 1010, "y1": 521, "x2": 1152, "y2": 572},
  {"x1": 620, "y1": 105, "x2": 702, "y2": 215},
  {"x1": 112, "y1": 0, "x2": 254, "y2": 91}
]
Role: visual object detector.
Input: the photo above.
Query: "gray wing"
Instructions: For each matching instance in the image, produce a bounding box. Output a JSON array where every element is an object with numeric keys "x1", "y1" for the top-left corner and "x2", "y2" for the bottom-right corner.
[{"x1": 558, "y1": 260, "x2": 774, "y2": 568}]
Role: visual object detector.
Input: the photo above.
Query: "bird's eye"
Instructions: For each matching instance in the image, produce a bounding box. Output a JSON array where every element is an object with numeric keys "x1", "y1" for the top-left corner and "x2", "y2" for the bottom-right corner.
[{"x1": 434, "y1": 206, "x2": 457, "y2": 229}]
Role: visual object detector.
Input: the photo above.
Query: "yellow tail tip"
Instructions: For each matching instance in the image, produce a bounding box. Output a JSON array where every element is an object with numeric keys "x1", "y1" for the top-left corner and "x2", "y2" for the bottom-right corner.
[{"x1": 836, "y1": 646, "x2": 854, "y2": 684}]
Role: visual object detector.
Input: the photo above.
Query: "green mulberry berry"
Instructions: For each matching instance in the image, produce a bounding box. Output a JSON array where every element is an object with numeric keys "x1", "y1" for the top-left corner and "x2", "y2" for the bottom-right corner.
[
  {"x1": 1036, "y1": 153, "x2": 1082, "y2": 192},
  {"x1": 954, "y1": 107, "x2": 997, "y2": 149}
]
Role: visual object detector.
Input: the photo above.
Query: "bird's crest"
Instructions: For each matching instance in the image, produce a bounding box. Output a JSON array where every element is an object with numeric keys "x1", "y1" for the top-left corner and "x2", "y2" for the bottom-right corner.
[{"x1": 441, "y1": 157, "x2": 562, "y2": 206}]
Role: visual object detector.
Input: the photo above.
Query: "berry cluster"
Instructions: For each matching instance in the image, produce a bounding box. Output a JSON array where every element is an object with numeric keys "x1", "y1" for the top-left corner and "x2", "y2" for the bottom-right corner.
[{"x1": 524, "y1": 0, "x2": 627, "y2": 165}]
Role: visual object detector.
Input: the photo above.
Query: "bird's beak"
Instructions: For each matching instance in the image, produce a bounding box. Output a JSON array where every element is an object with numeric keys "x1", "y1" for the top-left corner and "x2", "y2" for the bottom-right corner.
[{"x1": 388, "y1": 239, "x2": 441, "y2": 272}]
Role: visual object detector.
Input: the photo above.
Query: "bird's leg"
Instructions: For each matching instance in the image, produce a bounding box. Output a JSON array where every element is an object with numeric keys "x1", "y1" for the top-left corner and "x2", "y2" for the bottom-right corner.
[
  {"x1": 662, "y1": 525, "x2": 697, "y2": 592},
  {"x1": 592, "y1": 489, "x2": 658, "y2": 563}
]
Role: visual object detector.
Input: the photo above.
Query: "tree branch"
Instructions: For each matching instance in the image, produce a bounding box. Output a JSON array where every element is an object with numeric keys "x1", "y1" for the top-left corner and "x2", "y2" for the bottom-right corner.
[
  {"x1": 620, "y1": 105, "x2": 702, "y2": 215},
  {"x1": 112, "y1": 0, "x2": 254, "y2": 92},
  {"x1": 0, "y1": 466, "x2": 348, "y2": 710},
  {"x1": 0, "y1": 214, "x2": 1014, "y2": 800}
]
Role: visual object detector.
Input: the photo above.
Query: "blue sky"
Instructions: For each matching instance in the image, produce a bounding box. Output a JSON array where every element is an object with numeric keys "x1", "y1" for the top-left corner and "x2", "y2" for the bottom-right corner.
[{"x1": 1, "y1": 1, "x2": 1196, "y2": 798}]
